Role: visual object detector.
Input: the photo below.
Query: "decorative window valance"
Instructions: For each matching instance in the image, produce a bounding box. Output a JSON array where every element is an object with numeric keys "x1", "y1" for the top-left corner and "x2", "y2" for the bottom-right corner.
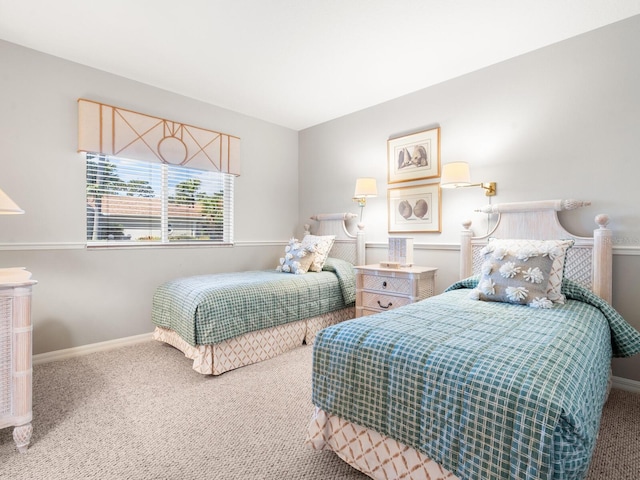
[{"x1": 77, "y1": 98, "x2": 240, "y2": 175}]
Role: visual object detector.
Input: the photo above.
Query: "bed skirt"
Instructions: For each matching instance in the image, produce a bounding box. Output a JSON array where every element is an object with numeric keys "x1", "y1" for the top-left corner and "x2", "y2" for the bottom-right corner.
[
  {"x1": 305, "y1": 407, "x2": 459, "y2": 480},
  {"x1": 152, "y1": 306, "x2": 354, "y2": 375}
]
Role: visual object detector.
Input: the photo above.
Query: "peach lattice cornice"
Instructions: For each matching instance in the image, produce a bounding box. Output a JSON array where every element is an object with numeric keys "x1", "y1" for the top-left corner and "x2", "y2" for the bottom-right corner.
[{"x1": 77, "y1": 98, "x2": 240, "y2": 175}]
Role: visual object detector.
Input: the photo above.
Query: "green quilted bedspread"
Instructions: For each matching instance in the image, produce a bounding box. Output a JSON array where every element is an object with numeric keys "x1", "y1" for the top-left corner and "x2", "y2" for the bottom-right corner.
[
  {"x1": 311, "y1": 278, "x2": 640, "y2": 480},
  {"x1": 152, "y1": 257, "x2": 355, "y2": 346}
]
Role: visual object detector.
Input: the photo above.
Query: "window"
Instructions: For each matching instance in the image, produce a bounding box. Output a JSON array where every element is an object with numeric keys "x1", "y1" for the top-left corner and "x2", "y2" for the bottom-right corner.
[{"x1": 86, "y1": 154, "x2": 233, "y2": 246}]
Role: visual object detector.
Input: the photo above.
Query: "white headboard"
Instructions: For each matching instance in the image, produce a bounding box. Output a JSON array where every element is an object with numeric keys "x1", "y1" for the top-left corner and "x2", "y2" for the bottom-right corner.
[
  {"x1": 304, "y1": 212, "x2": 365, "y2": 266},
  {"x1": 460, "y1": 199, "x2": 612, "y2": 303}
]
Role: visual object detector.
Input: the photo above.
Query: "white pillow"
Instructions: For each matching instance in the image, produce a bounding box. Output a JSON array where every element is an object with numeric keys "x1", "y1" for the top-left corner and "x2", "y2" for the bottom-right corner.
[
  {"x1": 301, "y1": 234, "x2": 336, "y2": 272},
  {"x1": 276, "y1": 238, "x2": 315, "y2": 274}
]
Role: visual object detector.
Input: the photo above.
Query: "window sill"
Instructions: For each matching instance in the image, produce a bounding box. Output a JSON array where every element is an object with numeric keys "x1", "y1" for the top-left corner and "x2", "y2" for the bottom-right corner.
[{"x1": 86, "y1": 241, "x2": 234, "y2": 250}]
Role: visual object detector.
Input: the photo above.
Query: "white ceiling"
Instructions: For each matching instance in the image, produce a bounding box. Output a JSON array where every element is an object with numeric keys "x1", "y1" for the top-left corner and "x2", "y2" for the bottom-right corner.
[{"x1": 1, "y1": 1, "x2": 639, "y2": 130}]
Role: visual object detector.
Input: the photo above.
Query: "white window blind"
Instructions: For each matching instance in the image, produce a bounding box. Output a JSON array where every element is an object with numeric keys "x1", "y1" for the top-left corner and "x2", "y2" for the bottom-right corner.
[{"x1": 86, "y1": 154, "x2": 233, "y2": 246}]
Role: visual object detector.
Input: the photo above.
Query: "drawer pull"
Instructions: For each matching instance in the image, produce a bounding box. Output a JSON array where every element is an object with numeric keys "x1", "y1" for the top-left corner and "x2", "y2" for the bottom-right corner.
[
  {"x1": 382, "y1": 281, "x2": 387, "y2": 288},
  {"x1": 377, "y1": 300, "x2": 393, "y2": 309}
]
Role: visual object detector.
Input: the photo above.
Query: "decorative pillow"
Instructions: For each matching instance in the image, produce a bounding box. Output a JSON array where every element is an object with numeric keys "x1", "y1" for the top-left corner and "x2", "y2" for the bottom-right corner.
[
  {"x1": 471, "y1": 249, "x2": 556, "y2": 307},
  {"x1": 483, "y1": 239, "x2": 574, "y2": 303},
  {"x1": 276, "y1": 238, "x2": 315, "y2": 274},
  {"x1": 301, "y1": 234, "x2": 336, "y2": 272}
]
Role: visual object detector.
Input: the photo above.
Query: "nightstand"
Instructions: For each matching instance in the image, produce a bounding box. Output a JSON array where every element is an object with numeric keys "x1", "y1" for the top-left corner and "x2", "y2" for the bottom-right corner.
[{"x1": 355, "y1": 264, "x2": 437, "y2": 317}]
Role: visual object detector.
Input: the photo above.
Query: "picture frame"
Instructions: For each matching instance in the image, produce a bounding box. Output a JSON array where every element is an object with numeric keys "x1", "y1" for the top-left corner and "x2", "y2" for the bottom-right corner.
[
  {"x1": 387, "y1": 127, "x2": 440, "y2": 184},
  {"x1": 388, "y1": 183, "x2": 441, "y2": 233}
]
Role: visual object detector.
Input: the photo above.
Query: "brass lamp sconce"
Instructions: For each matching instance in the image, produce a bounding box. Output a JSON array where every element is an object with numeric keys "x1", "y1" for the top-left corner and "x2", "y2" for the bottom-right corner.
[{"x1": 440, "y1": 162, "x2": 496, "y2": 196}]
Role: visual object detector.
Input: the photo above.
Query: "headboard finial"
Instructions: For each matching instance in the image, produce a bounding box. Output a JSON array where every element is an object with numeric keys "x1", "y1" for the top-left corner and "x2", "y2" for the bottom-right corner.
[
  {"x1": 595, "y1": 214, "x2": 610, "y2": 229},
  {"x1": 461, "y1": 219, "x2": 472, "y2": 231},
  {"x1": 562, "y1": 199, "x2": 591, "y2": 211}
]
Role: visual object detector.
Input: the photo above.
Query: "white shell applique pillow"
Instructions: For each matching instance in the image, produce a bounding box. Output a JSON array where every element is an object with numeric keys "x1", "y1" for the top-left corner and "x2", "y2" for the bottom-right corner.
[
  {"x1": 469, "y1": 242, "x2": 557, "y2": 308},
  {"x1": 276, "y1": 238, "x2": 315, "y2": 274},
  {"x1": 483, "y1": 239, "x2": 574, "y2": 303}
]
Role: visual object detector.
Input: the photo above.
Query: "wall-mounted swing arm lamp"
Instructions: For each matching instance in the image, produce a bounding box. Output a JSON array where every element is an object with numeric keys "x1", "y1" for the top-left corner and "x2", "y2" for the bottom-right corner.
[
  {"x1": 440, "y1": 162, "x2": 496, "y2": 196},
  {"x1": 352, "y1": 178, "x2": 378, "y2": 222}
]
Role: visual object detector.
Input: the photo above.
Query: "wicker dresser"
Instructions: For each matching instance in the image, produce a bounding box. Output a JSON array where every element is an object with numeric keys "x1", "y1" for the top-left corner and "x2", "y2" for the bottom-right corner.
[
  {"x1": 0, "y1": 278, "x2": 36, "y2": 453},
  {"x1": 355, "y1": 264, "x2": 437, "y2": 317}
]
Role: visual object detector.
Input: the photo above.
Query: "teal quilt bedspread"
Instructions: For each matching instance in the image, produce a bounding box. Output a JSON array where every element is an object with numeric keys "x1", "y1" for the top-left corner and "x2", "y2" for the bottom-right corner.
[
  {"x1": 152, "y1": 257, "x2": 355, "y2": 346},
  {"x1": 311, "y1": 278, "x2": 640, "y2": 480}
]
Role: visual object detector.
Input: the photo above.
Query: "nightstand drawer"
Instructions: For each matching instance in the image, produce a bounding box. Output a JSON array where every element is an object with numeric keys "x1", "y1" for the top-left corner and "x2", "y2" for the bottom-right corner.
[
  {"x1": 360, "y1": 274, "x2": 411, "y2": 294},
  {"x1": 355, "y1": 265, "x2": 438, "y2": 318},
  {"x1": 361, "y1": 292, "x2": 411, "y2": 311}
]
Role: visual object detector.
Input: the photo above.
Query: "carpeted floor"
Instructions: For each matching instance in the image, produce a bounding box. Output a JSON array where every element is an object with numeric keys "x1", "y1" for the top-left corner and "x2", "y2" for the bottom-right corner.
[{"x1": 0, "y1": 341, "x2": 638, "y2": 479}]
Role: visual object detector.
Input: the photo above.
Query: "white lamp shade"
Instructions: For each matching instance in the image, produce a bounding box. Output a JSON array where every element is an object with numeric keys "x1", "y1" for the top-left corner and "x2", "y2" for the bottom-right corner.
[
  {"x1": 354, "y1": 178, "x2": 378, "y2": 197},
  {"x1": 441, "y1": 162, "x2": 471, "y2": 188},
  {"x1": 0, "y1": 188, "x2": 24, "y2": 214}
]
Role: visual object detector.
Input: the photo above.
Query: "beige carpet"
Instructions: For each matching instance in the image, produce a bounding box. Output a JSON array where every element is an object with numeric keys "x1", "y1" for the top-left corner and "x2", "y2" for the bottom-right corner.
[{"x1": 0, "y1": 341, "x2": 638, "y2": 479}]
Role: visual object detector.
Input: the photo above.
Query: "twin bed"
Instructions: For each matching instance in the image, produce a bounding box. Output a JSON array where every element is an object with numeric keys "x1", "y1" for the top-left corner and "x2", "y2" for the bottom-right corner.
[
  {"x1": 151, "y1": 199, "x2": 640, "y2": 479},
  {"x1": 305, "y1": 199, "x2": 640, "y2": 480},
  {"x1": 151, "y1": 212, "x2": 364, "y2": 375}
]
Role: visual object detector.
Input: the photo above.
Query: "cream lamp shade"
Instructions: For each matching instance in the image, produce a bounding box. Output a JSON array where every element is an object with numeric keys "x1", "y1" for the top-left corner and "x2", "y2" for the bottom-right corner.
[
  {"x1": 0, "y1": 188, "x2": 24, "y2": 214},
  {"x1": 0, "y1": 187, "x2": 29, "y2": 283},
  {"x1": 440, "y1": 162, "x2": 471, "y2": 188},
  {"x1": 353, "y1": 178, "x2": 378, "y2": 198},
  {"x1": 353, "y1": 178, "x2": 378, "y2": 223}
]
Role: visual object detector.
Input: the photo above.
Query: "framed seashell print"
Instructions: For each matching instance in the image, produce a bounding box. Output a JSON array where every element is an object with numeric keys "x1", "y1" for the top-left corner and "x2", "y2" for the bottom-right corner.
[
  {"x1": 387, "y1": 127, "x2": 440, "y2": 184},
  {"x1": 388, "y1": 183, "x2": 441, "y2": 233}
]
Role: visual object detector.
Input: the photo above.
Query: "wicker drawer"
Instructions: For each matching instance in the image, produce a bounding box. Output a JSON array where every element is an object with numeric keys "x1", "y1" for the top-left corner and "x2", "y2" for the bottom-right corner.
[
  {"x1": 361, "y1": 292, "x2": 411, "y2": 311},
  {"x1": 360, "y1": 274, "x2": 411, "y2": 294}
]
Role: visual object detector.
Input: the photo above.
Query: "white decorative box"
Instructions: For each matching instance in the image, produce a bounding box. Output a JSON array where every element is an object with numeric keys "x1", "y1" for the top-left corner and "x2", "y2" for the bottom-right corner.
[{"x1": 388, "y1": 237, "x2": 414, "y2": 267}]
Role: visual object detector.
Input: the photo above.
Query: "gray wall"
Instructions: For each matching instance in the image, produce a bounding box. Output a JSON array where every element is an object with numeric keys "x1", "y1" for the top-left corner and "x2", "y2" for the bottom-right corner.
[
  {"x1": 0, "y1": 40, "x2": 299, "y2": 354},
  {"x1": 299, "y1": 16, "x2": 640, "y2": 381},
  {"x1": 2, "y1": 15, "x2": 640, "y2": 382}
]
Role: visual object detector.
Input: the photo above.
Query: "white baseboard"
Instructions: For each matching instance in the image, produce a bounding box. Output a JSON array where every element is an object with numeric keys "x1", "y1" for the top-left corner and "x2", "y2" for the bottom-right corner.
[
  {"x1": 612, "y1": 376, "x2": 640, "y2": 393},
  {"x1": 33, "y1": 332, "x2": 154, "y2": 366}
]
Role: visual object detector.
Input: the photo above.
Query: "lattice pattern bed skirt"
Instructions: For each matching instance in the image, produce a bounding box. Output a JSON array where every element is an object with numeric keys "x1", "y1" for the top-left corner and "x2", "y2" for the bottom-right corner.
[
  {"x1": 305, "y1": 407, "x2": 459, "y2": 480},
  {"x1": 152, "y1": 307, "x2": 354, "y2": 375}
]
